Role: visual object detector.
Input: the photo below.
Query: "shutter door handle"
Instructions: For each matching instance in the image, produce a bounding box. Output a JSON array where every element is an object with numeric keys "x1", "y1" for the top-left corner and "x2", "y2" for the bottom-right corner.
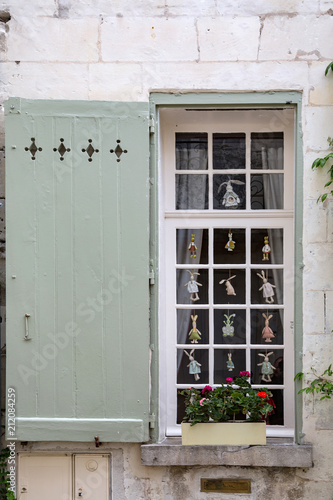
[{"x1": 24, "y1": 314, "x2": 31, "y2": 341}]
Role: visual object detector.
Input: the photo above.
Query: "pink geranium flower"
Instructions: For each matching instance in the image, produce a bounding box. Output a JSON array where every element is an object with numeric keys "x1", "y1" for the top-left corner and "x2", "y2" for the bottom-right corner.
[
  {"x1": 239, "y1": 371, "x2": 251, "y2": 378},
  {"x1": 226, "y1": 377, "x2": 233, "y2": 383},
  {"x1": 200, "y1": 398, "x2": 207, "y2": 406}
]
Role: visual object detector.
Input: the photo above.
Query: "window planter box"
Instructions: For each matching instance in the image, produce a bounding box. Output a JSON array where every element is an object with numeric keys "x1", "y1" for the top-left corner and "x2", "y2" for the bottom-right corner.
[{"x1": 181, "y1": 421, "x2": 266, "y2": 446}]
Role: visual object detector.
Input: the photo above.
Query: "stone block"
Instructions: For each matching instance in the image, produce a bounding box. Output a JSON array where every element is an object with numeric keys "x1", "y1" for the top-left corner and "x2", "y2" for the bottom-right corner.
[
  {"x1": 141, "y1": 441, "x2": 313, "y2": 467},
  {"x1": 303, "y1": 291, "x2": 325, "y2": 334},
  {"x1": 327, "y1": 201, "x2": 333, "y2": 242},
  {"x1": 62, "y1": 0, "x2": 166, "y2": 17},
  {"x1": 7, "y1": 16, "x2": 99, "y2": 62},
  {"x1": 303, "y1": 243, "x2": 333, "y2": 290},
  {"x1": 88, "y1": 63, "x2": 143, "y2": 101},
  {"x1": 141, "y1": 61, "x2": 308, "y2": 95},
  {"x1": 101, "y1": 17, "x2": 198, "y2": 62},
  {"x1": 3, "y1": 0, "x2": 55, "y2": 17},
  {"x1": 164, "y1": 0, "x2": 216, "y2": 16},
  {"x1": 0, "y1": 23, "x2": 6, "y2": 61},
  {"x1": 320, "y1": 0, "x2": 333, "y2": 13},
  {"x1": 309, "y1": 61, "x2": 333, "y2": 105},
  {"x1": 303, "y1": 151, "x2": 333, "y2": 201},
  {"x1": 303, "y1": 200, "x2": 327, "y2": 243},
  {"x1": 1, "y1": 62, "x2": 89, "y2": 99},
  {"x1": 304, "y1": 107, "x2": 333, "y2": 152},
  {"x1": 259, "y1": 15, "x2": 333, "y2": 61},
  {"x1": 217, "y1": 0, "x2": 318, "y2": 15},
  {"x1": 198, "y1": 17, "x2": 260, "y2": 61}
]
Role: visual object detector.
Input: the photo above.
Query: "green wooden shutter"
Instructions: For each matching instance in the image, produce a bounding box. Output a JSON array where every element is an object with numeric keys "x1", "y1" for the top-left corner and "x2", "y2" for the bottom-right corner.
[{"x1": 5, "y1": 98, "x2": 150, "y2": 442}]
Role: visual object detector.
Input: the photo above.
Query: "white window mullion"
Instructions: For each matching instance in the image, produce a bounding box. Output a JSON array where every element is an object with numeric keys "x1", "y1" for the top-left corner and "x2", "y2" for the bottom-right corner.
[{"x1": 209, "y1": 225, "x2": 214, "y2": 386}]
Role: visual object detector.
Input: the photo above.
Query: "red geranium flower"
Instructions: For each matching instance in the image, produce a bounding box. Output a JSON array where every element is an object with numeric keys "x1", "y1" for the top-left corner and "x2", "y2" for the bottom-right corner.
[
  {"x1": 239, "y1": 371, "x2": 251, "y2": 378},
  {"x1": 202, "y1": 385, "x2": 213, "y2": 395},
  {"x1": 257, "y1": 391, "x2": 267, "y2": 398}
]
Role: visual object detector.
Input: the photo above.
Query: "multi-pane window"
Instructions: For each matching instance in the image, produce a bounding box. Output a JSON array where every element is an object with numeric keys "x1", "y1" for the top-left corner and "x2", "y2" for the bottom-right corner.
[{"x1": 160, "y1": 108, "x2": 295, "y2": 437}]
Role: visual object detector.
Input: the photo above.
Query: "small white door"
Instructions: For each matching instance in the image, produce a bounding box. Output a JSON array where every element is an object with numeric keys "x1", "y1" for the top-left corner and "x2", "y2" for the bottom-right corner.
[
  {"x1": 74, "y1": 454, "x2": 110, "y2": 499},
  {"x1": 18, "y1": 455, "x2": 72, "y2": 500}
]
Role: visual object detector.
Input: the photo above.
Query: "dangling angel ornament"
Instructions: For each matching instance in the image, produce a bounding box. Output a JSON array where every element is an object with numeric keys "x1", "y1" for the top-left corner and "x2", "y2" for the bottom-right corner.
[
  {"x1": 257, "y1": 270, "x2": 276, "y2": 304},
  {"x1": 218, "y1": 179, "x2": 245, "y2": 208}
]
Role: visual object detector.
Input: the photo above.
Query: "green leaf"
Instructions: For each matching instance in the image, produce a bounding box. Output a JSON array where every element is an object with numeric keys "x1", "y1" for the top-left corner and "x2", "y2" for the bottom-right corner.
[{"x1": 325, "y1": 62, "x2": 333, "y2": 76}]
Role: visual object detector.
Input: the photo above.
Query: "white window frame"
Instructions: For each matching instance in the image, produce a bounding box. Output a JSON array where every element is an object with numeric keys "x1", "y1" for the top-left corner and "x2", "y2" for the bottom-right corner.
[{"x1": 158, "y1": 107, "x2": 295, "y2": 439}]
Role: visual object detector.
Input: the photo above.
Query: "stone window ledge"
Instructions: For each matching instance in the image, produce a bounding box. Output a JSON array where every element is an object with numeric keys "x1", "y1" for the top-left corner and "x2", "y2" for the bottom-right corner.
[{"x1": 141, "y1": 438, "x2": 313, "y2": 468}]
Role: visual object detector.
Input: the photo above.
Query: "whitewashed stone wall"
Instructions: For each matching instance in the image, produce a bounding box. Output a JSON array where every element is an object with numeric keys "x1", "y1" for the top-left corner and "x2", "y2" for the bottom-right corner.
[{"x1": 1, "y1": 1, "x2": 333, "y2": 498}]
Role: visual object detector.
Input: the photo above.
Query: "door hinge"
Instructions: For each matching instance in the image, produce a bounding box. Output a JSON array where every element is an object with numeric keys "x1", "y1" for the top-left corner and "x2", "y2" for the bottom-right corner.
[
  {"x1": 149, "y1": 116, "x2": 155, "y2": 135},
  {"x1": 149, "y1": 260, "x2": 155, "y2": 285},
  {"x1": 149, "y1": 413, "x2": 156, "y2": 429}
]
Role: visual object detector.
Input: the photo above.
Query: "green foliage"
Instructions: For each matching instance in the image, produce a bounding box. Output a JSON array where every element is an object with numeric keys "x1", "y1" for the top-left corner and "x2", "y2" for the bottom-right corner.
[
  {"x1": 180, "y1": 372, "x2": 274, "y2": 426},
  {"x1": 295, "y1": 364, "x2": 333, "y2": 400},
  {"x1": 0, "y1": 448, "x2": 16, "y2": 500},
  {"x1": 311, "y1": 62, "x2": 333, "y2": 203},
  {"x1": 325, "y1": 61, "x2": 333, "y2": 76}
]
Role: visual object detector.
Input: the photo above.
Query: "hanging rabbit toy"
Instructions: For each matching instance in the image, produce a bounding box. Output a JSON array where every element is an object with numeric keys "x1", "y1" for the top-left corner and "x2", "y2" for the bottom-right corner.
[
  {"x1": 184, "y1": 270, "x2": 202, "y2": 302},
  {"x1": 262, "y1": 313, "x2": 275, "y2": 342},
  {"x1": 257, "y1": 270, "x2": 276, "y2": 303},
  {"x1": 219, "y1": 275, "x2": 237, "y2": 296},
  {"x1": 227, "y1": 352, "x2": 234, "y2": 371},
  {"x1": 257, "y1": 352, "x2": 276, "y2": 382},
  {"x1": 218, "y1": 179, "x2": 245, "y2": 208},
  {"x1": 188, "y1": 314, "x2": 202, "y2": 343},
  {"x1": 222, "y1": 313, "x2": 235, "y2": 337},
  {"x1": 184, "y1": 349, "x2": 201, "y2": 381}
]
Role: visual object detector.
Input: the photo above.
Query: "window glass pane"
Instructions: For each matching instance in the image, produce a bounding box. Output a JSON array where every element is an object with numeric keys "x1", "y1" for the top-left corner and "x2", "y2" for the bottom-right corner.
[
  {"x1": 251, "y1": 349, "x2": 284, "y2": 385},
  {"x1": 251, "y1": 132, "x2": 284, "y2": 170},
  {"x1": 267, "y1": 389, "x2": 284, "y2": 425},
  {"x1": 213, "y1": 133, "x2": 246, "y2": 170},
  {"x1": 176, "y1": 174, "x2": 208, "y2": 210},
  {"x1": 213, "y1": 174, "x2": 246, "y2": 210},
  {"x1": 176, "y1": 132, "x2": 208, "y2": 170},
  {"x1": 214, "y1": 309, "x2": 246, "y2": 344},
  {"x1": 251, "y1": 174, "x2": 284, "y2": 209},
  {"x1": 214, "y1": 269, "x2": 246, "y2": 305},
  {"x1": 214, "y1": 349, "x2": 246, "y2": 384},
  {"x1": 250, "y1": 309, "x2": 284, "y2": 344},
  {"x1": 177, "y1": 269, "x2": 208, "y2": 304},
  {"x1": 251, "y1": 228, "x2": 283, "y2": 265},
  {"x1": 177, "y1": 390, "x2": 187, "y2": 424},
  {"x1": 177, "y1": 309, "x2": 209, "y2": 345},
  {"x1": 176, "y1": 229, "x2": 208, "y2": 264},
  {"x1": 251, "y1": 269, "x2": 283, "y2": 305},
  {"x1": 177, "y1": 349, "x2": 209, "y2": 384},
  {"x1": 214, "y1": 228, "x2": 245, "y2": 264}
]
